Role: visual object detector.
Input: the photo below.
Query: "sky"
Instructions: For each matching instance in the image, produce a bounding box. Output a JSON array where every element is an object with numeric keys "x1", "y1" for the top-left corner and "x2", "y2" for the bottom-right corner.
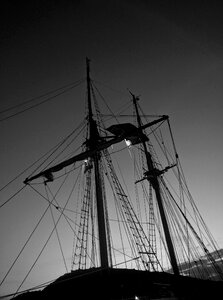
[{"x1": 1, "y1": 0, "x2": 223, "y2": 296}]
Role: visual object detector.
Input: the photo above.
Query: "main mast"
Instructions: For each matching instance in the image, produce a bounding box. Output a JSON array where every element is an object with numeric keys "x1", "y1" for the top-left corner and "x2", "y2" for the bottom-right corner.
[
  {"x1": 132, "y1": 94, "x2": 180, "y2": 276},
  {"x1": 86, "y1": 58, "x2": 110, "y2": 269}
]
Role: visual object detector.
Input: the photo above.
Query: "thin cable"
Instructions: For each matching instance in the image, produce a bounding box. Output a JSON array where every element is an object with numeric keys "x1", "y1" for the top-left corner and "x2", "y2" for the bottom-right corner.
[
  {"x1": 92, "y1": 79, "x2": 128, "y2": 96},
  {"x1": 14, "y1": 182, "x2": 73, "y2": 294},
  {"x1": 39, "y1": 122, "x2": 86, "y2": 174},
  {"x1": 91, "y1": 82, "x2": 120, "y2": 123},
  {"x1": 0, "y1": 185, "x2": 26, "y2": 209},
  {"x1": 162, "y1": 179, "x2": 223, "y2": 279},
  {"x1": 0, "y1": 120, "x2": 84, "y2": 194},
  {"x1": 0, "y1": 79, "x2": 84, "y2": 122},
  {"x1": 0, "y1": 79, "x2": 84, "y2": 115},
  {"x1": 46, "y1": 184, "x2": 68, "y2": 273},
  {"x1": 29, "y1": 170, "x2": 95, "y2": 271},
  {"x1": 91, "y1": 81, "x2": 132, "y2": 124},
  {"x1": 0, "y1": 189, "x2": 53, "y2": 286}
]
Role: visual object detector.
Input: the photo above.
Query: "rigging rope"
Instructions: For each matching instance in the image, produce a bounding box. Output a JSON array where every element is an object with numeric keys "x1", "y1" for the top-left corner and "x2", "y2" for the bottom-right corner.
[
  {"x1": 0, "y1": 188, "x2": 55, "y2": 286},
  {"x1": 0, "y1": 119, "x2": 85, "y2": 210},
  {"x1": 14, "y1": 176, "x2": 77, "y2": 294},
  {"x1": 33, "y1": 120, "x2": 86, "y2": 176},
  {"x1": 161, "y1": 178, "x2": 223, "y2": 280},
  {"x1": 3, "y1": 170, "x2": 81, "y2": 294},
  {"x1": 0, "y1": 79, "x2": 84, "y2": 115},
  {"x1": 45, "y1": 184, "x2": 68, "y2": 273},
  {"x1": 0, "y1": 79, "x2": 85, "y2": 122},
  {"x1": 0, "y1": 185, "x2": 26, "y2": 209}
]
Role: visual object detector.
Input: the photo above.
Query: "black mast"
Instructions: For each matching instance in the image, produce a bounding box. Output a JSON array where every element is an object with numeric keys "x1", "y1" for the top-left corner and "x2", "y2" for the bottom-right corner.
[
  {"x1": 86, "y1": 58, "x2": 110, "y2": 269},
  {"x1": 132, "y1": 93, "x2": 180, "y2": 276},
  {"x1": 23, "y1": 62, "x2": 170, "y2": 273}
]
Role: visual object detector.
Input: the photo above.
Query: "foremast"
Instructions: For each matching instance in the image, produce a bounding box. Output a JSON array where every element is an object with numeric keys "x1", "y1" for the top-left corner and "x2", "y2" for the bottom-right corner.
[{"x1": 132, "y1": 93, "x2": 180, "y2": 276}]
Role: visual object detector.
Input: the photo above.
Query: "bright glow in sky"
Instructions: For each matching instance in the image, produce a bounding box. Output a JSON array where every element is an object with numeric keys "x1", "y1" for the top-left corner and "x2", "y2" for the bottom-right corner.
[{"x1": 1, "y1": 0, "x2": 223, "y2": 296}]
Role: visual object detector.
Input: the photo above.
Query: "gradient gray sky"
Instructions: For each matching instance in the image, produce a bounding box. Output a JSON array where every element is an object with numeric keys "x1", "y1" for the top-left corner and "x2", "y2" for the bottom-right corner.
[{"x1": 1, "y1": 0, "x2": 223, "y2": 295}]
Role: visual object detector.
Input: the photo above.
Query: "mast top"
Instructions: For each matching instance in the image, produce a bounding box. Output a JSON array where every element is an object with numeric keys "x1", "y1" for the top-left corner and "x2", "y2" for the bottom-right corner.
[
  {"x1": 86, "y1": 57, "x2": 91, "y2": 73},
  {"x1": 86, "y1": 57, "x2": 93, "y2": 123}
]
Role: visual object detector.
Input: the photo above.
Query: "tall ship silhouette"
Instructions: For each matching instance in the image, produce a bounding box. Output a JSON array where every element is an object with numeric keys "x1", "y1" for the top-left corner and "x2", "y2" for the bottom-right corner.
[{"x1": 1, "y1": 59, "x2": 223, "y2": 299}]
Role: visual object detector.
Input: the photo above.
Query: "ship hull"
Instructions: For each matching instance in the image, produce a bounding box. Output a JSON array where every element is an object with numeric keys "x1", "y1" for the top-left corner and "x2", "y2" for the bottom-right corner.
[{"x1": 40, "y1": 268, "x2": 223, "y2": 299}]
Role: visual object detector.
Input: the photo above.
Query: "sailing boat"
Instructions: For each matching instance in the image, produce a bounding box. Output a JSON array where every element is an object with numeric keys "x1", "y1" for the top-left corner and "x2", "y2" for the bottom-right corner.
[{"x1": 1, "y1": 59, "x2": 223, "y2": 299}]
